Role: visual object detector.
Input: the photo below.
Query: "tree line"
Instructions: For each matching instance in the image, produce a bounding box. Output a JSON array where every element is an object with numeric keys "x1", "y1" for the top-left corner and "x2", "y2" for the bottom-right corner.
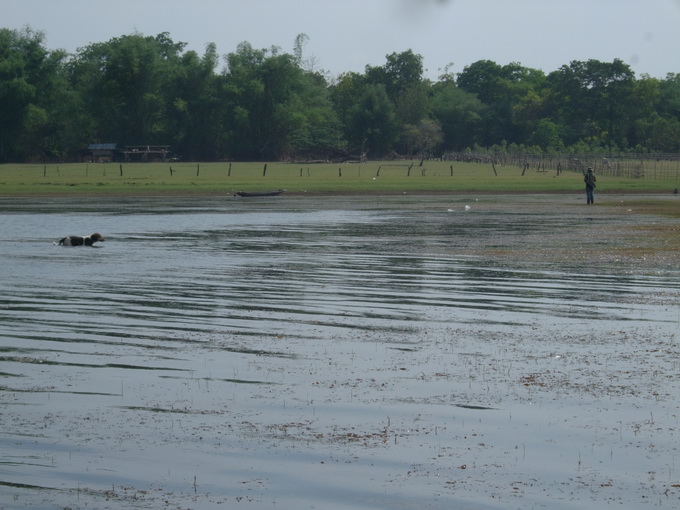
[{"x1": 2, "y1": 27, "x2": 679, "y2": 164}]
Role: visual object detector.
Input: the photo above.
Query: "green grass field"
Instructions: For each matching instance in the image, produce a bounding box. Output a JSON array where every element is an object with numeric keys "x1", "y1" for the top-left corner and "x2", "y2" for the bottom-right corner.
[{"x1": 0, "y1": 160, "x2": 677, "y2": 197}]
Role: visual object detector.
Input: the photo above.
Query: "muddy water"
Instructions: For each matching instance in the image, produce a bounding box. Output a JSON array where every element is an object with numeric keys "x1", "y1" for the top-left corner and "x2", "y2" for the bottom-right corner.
[{"x1": 1, "y1": 194, "x2": 679, "y2": 509}]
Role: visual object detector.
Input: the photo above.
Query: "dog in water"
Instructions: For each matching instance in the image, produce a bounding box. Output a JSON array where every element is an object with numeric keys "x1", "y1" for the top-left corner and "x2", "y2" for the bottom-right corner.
[{"x1": 57, "y1": 233, "x2": 105, "y2": 246}]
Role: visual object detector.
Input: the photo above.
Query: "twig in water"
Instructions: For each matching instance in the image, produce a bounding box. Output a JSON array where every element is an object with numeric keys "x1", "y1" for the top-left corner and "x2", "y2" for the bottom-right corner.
[{"x1": 382, "y1": 416, "x2": 391, "y2": 436}]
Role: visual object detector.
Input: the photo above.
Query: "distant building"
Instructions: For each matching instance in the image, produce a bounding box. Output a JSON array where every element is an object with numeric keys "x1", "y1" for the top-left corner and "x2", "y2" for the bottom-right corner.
[
  {"x1": 121, "y1": 145, "x2": 171, "y2": 162},
  {"x1": 81, "y1": 143, "x2": 173, "y2": 162},
  {"x1": 81, "y1": 143, "x2": 119, "y2": 162}
]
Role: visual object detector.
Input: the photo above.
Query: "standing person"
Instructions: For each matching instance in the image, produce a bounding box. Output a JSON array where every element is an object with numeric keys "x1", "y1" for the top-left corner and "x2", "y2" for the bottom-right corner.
[{"x1": 584, "y1": 167, "x2": 596, "y2": 204}]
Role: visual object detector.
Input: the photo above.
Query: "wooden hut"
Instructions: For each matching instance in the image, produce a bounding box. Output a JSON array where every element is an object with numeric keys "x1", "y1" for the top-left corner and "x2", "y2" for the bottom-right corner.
[{"x1": 81, "y1": 143, "x2": 119, "y2": 163}]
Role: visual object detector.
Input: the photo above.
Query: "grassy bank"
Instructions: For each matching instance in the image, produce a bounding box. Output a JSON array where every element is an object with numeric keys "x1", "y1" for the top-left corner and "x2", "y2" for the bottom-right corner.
[{"x1": 0, "y1": 160, "x2": 678, "y2": 197}]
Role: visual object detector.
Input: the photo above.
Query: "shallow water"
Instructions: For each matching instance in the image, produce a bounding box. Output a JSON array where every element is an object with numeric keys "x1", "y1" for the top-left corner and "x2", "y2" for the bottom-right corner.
[{"x1": 1, "y1": 194, "x2": 679, "y2": 509}]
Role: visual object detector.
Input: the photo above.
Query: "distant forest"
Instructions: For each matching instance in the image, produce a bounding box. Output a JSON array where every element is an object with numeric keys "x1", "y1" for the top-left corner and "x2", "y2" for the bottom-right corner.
[{"x1": 1, "y1": 27, "x2": 680, "y2": 163}]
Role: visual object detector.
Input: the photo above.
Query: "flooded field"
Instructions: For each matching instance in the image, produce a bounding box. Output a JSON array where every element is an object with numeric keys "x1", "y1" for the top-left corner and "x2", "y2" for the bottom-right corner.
[{"x1": 1, "y1": 193, "x2": 679, "y2": 510}]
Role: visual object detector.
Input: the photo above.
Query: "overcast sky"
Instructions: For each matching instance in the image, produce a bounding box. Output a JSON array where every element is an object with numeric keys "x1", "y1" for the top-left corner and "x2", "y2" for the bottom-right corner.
[{"x1": 4, "y1": 0, "x2": 680, "y2": 80}]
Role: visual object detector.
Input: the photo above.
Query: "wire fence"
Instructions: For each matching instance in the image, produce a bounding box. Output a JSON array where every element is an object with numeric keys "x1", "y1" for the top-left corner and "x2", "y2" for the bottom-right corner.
[{"x1": 442, "y1": 152, "x2": 680, "y2": 181}]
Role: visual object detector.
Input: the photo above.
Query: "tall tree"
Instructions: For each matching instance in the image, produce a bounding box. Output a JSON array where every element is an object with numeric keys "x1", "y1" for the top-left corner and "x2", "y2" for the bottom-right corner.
[
  {"x1": 0, "y1": 27, "x2": 73, "y2": 161},
  {"x1": 347, "y1": 84, "x2": 398, "y2": 157},
  {"x1": 223, "y1": 41, "x2": 342, "y2": 160},
  {"x1": 364, "y1": 50, "x2": 429, "y2": 153},
  {"x1": 430, "y1": 82, "x2": 485, "y2": 150},
  {"x1": 165, "y1": 43, "x2": 225, "y2": 160},
  {"x1": 69, "y1": 32, "x2": 185, "y2": 146},
  {"x1": 372, "y1": 49, "x2": 424, "y2": 100},
  {"x1": 329, "y1": 71, "x2": 368, "y2": 154},
  {"x1": 457, "y1": 60, "x2": 546, "y2": 146},
  {"x1": 658, "y1": 73, "x2": 680, "y2": 121},
  {"x1": 546, "y1": 59, "x2": 635, "y2": 149},
  {"x1": 402, "y1": 119, "x2": 443, "y2": 160}
]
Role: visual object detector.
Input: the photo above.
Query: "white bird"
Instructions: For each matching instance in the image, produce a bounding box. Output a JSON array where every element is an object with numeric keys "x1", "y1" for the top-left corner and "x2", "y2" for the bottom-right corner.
[{"x1": 464, "y1": 205, "x2": 471, "y2": 211}]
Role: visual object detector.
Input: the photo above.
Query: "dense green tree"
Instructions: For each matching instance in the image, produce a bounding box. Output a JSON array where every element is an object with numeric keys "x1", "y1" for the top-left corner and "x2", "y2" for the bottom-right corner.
[
  {"x1": 457, "y1": 60, "x2": 546, "y2": 146},
  {"x1": 347, "y1": 84, "x2": 398, "y2": 157},
  {"x1": 221, "y1": 42, "x2": 269, "y2": 158},
  {"x1": 364, "y1": 50, "x2": 430, "y2": 154},
  {"x1": 526, "y1": 118, "x2": 564, "y2": 151},
  {"x1": 402, "y1": 119, "x2": 443, "y2": 160},
  {"x1": 165, "y1": 43, "x2": 225, "y2": 160},
  {"x1": 257, "y1": 51, "x2": 312, "y2": 158},
  {"x1": 0, "y1": 27, "x2": 74, "y2": 161},
  {"x1": 69, "y1": 32, "x2": 186, "y2": 146},
  {"x1": 430, "y1": 82, "x2": 485, "y2": 150},
  {"x1": 286, "y1": 72, "x2": 345, "y2": 158},
  {"x1": 545, "y1": 59, "x2": 636, "y2": 149},
  {"x1": 369, "y1": 49, "x2": 424, "y2": 100},
  {"x1": 456, "y1": 59, "x2": 505, "y2": 104},
  {"x1": 633, "y1": 112, "x2": 680, "y2": 152},
  {"x1": 394, "y1": 83, "x2": 430, "y2": 126},
  {"x1": 0, "y1": 28, "x2": 40, "y2": 161},
  {"x1": 657, "y1": 73, "x2": 680, "y2": 139},
  {"x1": 2, "y1": 26, "x2": 680, "y2": 162},
  {"x1": 222, "y1": 42, "x2": 342, "y2": 160},
  {"x1": 329, "y1": 71, "x2": 365, "y2": 147}
]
